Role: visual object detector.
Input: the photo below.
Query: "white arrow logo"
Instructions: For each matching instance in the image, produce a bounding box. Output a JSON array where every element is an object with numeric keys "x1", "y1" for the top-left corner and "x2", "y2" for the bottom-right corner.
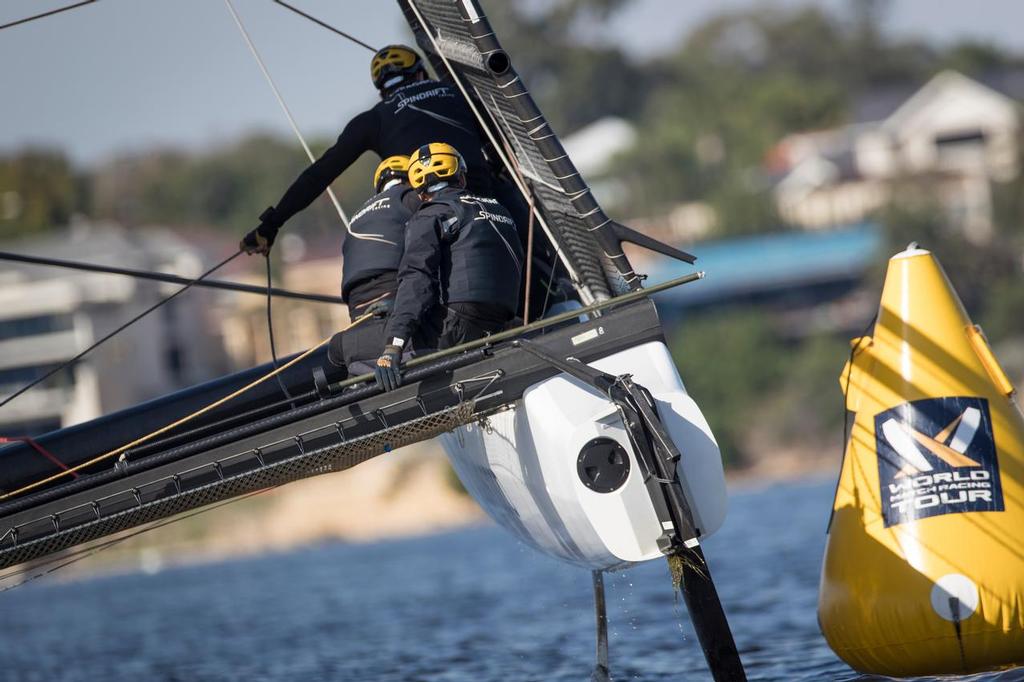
[{"x1": 880, "y1": 407, "x2": 982, "y2": 477}]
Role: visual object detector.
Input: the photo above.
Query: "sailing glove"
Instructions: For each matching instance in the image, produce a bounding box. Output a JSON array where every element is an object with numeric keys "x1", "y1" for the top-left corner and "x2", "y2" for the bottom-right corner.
[
  {"x1": 374, "y1": 343, "x2": 404, "y2": 392},
  {"x1": 240, "y1": 207, "x2": 282, "y2": 256}
]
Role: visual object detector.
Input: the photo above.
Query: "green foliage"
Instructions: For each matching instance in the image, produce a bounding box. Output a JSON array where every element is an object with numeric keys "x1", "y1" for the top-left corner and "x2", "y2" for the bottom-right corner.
[
  {"x1": 609, "y1": 4, "x2": 933, "y2": 230},
  {"x1": 878, "y1": 184, "x2": 1021, "y2": 321},
  {"x1": 87, "y1": 133, "x2": 379, "y2": 235},
  {"x1": 669, "y1": 308, "x2": 849, "y2": 467},
  {"x1": 485, "y1": 1, "x2": 648, "y2": 133},
  {"x1": 0, "y1": 150, "x2": 85, "y2": 238},
  {"x1": 669, "y1": 308, "x2": 788, "y2": 465}
]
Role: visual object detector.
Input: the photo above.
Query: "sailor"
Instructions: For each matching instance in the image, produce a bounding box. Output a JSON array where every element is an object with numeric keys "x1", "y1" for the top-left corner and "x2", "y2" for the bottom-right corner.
[
  {"x1": 373, "y1": 143, "x2": 524, "y2": 392},
  {"x1": 239, "y1": 45, "x2": 493, "y2": 254},
  {"x1": 326, "y1": 155, "x2": 420, "y2": 376}
]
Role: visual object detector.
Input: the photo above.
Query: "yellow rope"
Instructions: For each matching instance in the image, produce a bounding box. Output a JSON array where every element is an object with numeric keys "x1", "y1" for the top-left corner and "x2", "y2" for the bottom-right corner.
[{"x1": 0, "y1": 312, "x2": 373, "y2": 501}]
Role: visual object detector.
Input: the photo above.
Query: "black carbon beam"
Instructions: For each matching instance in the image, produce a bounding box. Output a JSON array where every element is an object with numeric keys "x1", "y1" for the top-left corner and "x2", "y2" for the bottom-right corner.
[
  {"x1": 592, "y1": 570, "x2": 611, "y2": 682},
  {"x1": 515, "y1": 341, "x2": 747, "y2": 682},
  {"x1": 0, "y1": 272, "x2": 700, "y2": 500},
  {"x1": 0, "y1": 299, "x2": 671, "y2": 571},
  {"x1": 0, "y1": 250, "x2": 348, "y2": 305}
]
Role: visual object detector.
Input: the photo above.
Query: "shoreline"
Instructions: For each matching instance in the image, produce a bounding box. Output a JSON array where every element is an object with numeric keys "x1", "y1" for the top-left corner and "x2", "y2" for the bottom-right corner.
[{"x1": 23, "y1": 455, "x2": 836, "y2": 586}]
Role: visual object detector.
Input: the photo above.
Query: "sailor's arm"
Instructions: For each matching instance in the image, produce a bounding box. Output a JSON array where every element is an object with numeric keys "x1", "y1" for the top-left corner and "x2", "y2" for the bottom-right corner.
[
  {"x1": 383, "y1": 208, "x2": 444, "y2": 345},
  {"x1": 374, "y1": 207, "x2": 446, "y2": 390},
  {"x1": 241, "y1": 110, "x2": 379, "y2": 254}
]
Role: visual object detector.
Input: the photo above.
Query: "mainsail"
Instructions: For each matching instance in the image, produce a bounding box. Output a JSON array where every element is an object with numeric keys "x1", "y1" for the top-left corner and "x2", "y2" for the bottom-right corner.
[{"x1": 400, "y1": 0, "x2": 640, "y2": 302}]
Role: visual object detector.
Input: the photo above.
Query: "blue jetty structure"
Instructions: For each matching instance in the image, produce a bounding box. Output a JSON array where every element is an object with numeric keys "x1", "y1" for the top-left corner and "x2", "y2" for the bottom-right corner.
[{"x1": 646, "y1": 223, "x2": 883, "y2": 311}]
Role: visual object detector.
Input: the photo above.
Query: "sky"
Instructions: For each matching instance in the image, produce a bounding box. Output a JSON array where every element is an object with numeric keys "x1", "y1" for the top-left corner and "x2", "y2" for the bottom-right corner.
[{"x1": 2, "y1": 0, "x2": 1023, "y2": 165}]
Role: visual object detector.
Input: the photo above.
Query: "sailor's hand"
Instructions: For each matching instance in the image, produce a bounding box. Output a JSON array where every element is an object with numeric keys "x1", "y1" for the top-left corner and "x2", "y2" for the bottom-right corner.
[
  {"x1": 240, "y1": 223, "x2": 278, "y2": 256},
  {"x1": 240, "y1": 207, "x2": 282, "y2": 256},
  {"x1": 374, "y1": 344, "x2": 403, "y2": 392}
]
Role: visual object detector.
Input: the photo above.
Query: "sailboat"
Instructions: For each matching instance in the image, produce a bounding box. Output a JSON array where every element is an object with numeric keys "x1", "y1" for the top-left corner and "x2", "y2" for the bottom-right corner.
[{"x1": 0, "y1": 1, "x2": 745, "y2": 679}]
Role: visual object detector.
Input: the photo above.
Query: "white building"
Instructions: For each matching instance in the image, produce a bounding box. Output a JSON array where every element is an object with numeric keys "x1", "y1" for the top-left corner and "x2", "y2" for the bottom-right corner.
[
  {"x1": 0, "y1": 223, "x2": 228, "y2": 436},
  {"x1": 772, "y1": 71, "x2": 1022, "y2": 240}
]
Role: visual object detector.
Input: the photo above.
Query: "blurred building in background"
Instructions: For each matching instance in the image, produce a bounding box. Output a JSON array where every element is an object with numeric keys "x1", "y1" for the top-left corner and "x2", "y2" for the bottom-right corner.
[
  {"x1": 216, "y1": 232, "x2": 349, "y2": 369},
  {"x1": 646, "y1": 222, "x2": 882, "y2": 332},
  {"x1": 771, "y1": 70, "x2": 1022, "y2": 239},
  {"x1": 0, "y1": 223, "x2": 228, "y2": 436}
]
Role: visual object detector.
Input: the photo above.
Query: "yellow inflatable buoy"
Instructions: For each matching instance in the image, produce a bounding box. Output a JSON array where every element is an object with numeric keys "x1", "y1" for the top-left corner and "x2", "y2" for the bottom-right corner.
[{"x1": 819, "y1": 246, "x2": 1024, "y2": 677}]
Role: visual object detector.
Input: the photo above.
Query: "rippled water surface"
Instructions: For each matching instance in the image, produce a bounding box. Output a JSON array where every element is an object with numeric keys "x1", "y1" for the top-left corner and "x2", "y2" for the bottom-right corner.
[{"x1": 1, "y1": 478, "x2": 1019, "y2": 681}]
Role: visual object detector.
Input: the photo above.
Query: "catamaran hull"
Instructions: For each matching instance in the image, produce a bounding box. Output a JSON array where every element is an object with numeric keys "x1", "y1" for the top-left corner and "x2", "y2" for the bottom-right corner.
[
  {"x1": 0, "y1": 301, "x2": 672, "y2": 572},
  {"x1": 442, "y1": 341, "x2": 726, "y2": 571}
]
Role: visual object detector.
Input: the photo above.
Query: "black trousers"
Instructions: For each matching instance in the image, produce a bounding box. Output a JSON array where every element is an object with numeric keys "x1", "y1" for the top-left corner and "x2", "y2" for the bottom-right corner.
[
  {"x1": 327, "y1": 316, "x2": 389, "y2": 377},
  {"x1": 434, "y1": 302, "x2": 509, "y2": 349},
  {"x1": 328, "y1": 302, "x2": 510, "y2": 379}
]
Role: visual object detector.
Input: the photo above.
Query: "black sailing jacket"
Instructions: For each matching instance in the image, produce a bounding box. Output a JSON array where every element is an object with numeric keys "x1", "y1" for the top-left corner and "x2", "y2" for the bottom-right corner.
[
  {"x1": 341, "y1": 182, "x2": 419, "y2": 302},
  {"x1": 268, "y1": 80, "x2": 489, "y2": 228},
  {"x1": 385, "y1": 187, "x2": 524, "y2": 344}
]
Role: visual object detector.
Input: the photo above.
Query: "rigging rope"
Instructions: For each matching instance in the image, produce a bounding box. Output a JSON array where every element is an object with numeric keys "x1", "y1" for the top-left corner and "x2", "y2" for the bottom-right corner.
[
  {"x1": 0, "y1": 0, "x2": 97, "y2": 32},
  {"x1": 0, "y1": 312, "x2": 371, "y2": 501},
  {"x1": 0, "y1": 250, "x2": 242, "y2": 410},
  {"x1": 826, "y1": 314, "x2": 877, "y2": 532},
  {"x1": 523, "y1": 194, "x2": 536, "y2": 323},
  {"x1": 0, "y1": 250, "x2": 346, "y2": 305},
  {"x1": 271, "y1": 0, "x2": 376, "y2": 52},
  {"x1": 499, "y1": 135, "x2": 540, "y2": 321},
  {"x1": 265, "y1": 256, "x2": 296, "y2": 406},
  {"x1": 222, "y1": 0, "x2": 357, "y2": 235}
]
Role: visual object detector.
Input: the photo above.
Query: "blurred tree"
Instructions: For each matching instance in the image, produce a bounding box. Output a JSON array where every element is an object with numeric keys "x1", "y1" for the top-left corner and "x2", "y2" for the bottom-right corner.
[
  {"x1": 612, "y1": 7, "x2": 855, "y2": 230},
  {"x1": 939, "y1": 41, "x2": 1024, "y2": 78},
  {"x1": 878, "y1": 178, "x2": 1024, "y2": 334},
  {"x1": 90, "y1": 133, "x2": 377, "y2": 236},
  {"x1": 0, "y1": 149, "x2": 86, "y2": 237},
  {"x1": 484, "y1": 0, "x2": 647, "y2": 133},
  {"x1": 669, "y1": 307, "x2": 790, "y2": 466}
]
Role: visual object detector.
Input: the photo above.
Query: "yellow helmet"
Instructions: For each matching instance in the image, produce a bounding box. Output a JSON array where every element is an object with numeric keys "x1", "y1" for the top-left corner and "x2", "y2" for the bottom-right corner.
[
  {"x1": 408, "y1": 142, "x2": 466, "y2": 191},
  {"x1": 370, "y1": 44, "x2": 423, "y2": 90},
  {"x1": 373, "y1": 155, "x2": 410, "y2": 192}
]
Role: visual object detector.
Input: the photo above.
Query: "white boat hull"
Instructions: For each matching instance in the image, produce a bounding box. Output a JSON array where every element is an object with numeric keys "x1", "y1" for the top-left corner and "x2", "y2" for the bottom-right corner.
[{"x1": 441, "y1": 341, "x2": 727, "y2": 571}]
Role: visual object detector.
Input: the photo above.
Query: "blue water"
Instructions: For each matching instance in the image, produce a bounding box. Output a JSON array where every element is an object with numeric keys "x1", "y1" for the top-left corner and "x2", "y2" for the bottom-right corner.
[{"x1": 0, "y1": 479, "x2": 1018, "y2": 681}]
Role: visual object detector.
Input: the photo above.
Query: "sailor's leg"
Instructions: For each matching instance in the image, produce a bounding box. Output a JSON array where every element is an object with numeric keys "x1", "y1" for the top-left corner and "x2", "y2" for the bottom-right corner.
[
  {"x1": 437, "y1": 303, "x2": 509, "y2": 349},
  {"x1": 329, "y1": 316, "x2": 388, "y2": 376},
  {"x1": 592, "y1": 570, "x2": 611, "y2": 682}
]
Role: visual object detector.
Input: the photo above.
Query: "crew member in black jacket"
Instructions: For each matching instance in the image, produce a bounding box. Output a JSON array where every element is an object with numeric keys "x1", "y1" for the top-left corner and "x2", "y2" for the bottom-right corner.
[
  {"x1": 326, "y1": 155, "x2": 421, "y2": 376},
  {"x1": 240, "y1": 45, "x2": 492, "y2": 255},
  {"x1": 374, "y1": 143, "x2": 523, "y2": 392}
]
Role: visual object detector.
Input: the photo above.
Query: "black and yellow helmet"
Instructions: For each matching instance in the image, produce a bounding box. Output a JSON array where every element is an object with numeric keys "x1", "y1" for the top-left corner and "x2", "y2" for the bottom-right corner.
[
  {"x1": 373, "y1": 155, "x2": 410, "y2": 192},
  {"x1": 408, "y1": 142, "x2": 465, "y2": 191},
  {"x1": 370, "y1": 44, "x2": 423, "y2": 90}
]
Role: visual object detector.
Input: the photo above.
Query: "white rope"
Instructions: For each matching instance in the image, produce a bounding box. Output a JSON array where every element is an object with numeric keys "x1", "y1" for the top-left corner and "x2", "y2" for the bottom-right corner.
[
  {"x1": 405, "y1": 0, "x2": 592, "y2": 302},
  {"x1": 223, "y1": 0, "x2": 365, "y2": 236}
]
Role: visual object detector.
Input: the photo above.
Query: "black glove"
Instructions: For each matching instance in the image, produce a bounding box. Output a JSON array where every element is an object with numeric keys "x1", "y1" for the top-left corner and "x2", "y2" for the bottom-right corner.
[
  {"x1": 364, "y1": 298, "x2": 394, "y2": 319},
  {"x1": 240, "y1": 207, "x2": 282, "y2": 256},
  {"x1": 374, "y1": 344, "x2": 403, "y2": 392}
]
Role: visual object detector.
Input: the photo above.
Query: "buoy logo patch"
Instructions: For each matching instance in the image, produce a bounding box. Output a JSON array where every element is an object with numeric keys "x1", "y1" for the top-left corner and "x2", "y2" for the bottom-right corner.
[{"x1": 875, "y1": 396, "x2": 1004, "y2": 527}]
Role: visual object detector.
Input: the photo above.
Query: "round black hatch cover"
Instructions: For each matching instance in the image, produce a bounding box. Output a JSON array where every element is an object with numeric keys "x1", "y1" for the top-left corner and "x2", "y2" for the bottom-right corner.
[{"x1": 577, "y1": 437, "x2": 631, "y2": 493}]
